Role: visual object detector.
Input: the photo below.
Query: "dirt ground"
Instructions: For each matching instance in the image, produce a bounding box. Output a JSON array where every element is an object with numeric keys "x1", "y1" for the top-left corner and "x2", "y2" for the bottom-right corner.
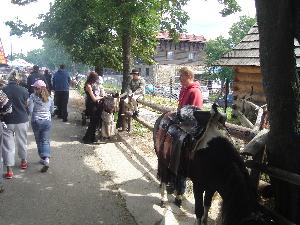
[{"x1": 0, "y1": 90, "x2": 226, "y2": 225}]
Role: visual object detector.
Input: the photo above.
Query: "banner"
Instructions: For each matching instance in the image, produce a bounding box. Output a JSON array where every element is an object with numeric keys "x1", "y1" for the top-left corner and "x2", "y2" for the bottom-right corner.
[{"x1": 0, "y1": 39, "x2": 7, "y2": 64}]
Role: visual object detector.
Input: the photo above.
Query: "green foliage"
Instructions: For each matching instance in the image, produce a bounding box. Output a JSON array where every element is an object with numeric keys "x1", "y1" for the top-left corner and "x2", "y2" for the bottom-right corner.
[
  {"x1": 103, "y1": 83, "x2": 121, "y2": 93},
  {"x1": 204, "y1": 15, "x2": 256, "y2": 82},
  {"x1": 8, "y1": 0, "x2": 242, "y2": 84},
  {"x1": 11, "y1": 0, "x2": 37, "y2": 5},
  {"x1": 229, "y1": 15, "x2": 256, "y2": 45},
  {"x1": 25, "y1": 39, "x2": 72, "y2": 70},
  {"x1": 217, "y1": 0, "x2": 241, "y2": 16},
  {"x1": 132, "y1": 120, "x2": 149, "y2": 137},
  {"x1": 144, "y1": 94, "x2": 178, "y2": 108}
]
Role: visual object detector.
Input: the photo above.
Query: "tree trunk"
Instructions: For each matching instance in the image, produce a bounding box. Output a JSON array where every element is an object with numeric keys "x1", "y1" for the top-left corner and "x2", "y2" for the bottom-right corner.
[
  {"x1": 120, "y1": 16, "x2": 132, "y2": 94},
  {"x1": 95, "y1": 65, "x2": 103, "y2": 77},
  {"x1": 255, "y1": 0, "x2": 300, "y2": 223}
]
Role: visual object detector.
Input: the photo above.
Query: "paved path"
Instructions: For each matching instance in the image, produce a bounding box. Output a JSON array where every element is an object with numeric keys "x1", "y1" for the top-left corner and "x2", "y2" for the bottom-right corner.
[{"x1": 0, "y1": 91, "x2": 220, "y2": 225}]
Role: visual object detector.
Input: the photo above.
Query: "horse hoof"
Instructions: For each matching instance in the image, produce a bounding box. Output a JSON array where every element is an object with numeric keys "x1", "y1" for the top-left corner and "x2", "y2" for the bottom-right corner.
[
  {"x1": 174, "y1": 198, "x2": 182, "y2": 207},
  {"x1": 160, "y1": 200, "x2": 167, "y2": 208}
]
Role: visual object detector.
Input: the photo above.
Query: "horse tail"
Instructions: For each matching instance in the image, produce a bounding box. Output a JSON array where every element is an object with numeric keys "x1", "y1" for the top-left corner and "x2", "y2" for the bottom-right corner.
[{"x1": 153, "y1": 113, "x2": 167, "y2": 154}]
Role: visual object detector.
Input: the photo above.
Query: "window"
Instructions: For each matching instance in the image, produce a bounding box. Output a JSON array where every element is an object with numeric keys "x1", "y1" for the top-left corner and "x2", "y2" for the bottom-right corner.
[
  {"x1": 167, "y1": 51, "x2": 174, "y2": 60},
  {"x1": 188, "y1": 52, "x2": 195, "y2": 61}
]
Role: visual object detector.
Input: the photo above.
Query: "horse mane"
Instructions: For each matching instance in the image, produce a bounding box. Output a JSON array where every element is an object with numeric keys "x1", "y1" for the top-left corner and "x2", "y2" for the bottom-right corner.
[{"x1": 194, "y1": 137, "x2": 260, "y2": 225}]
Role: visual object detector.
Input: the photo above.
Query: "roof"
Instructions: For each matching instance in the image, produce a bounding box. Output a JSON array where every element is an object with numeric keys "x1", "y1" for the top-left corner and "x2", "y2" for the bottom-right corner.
[
  {"x1": 217, "y1": 24, "x2": 300, "y2": 67},
  {"x1": 157, "y1": 32, "x2": 206, "y2": 43}
]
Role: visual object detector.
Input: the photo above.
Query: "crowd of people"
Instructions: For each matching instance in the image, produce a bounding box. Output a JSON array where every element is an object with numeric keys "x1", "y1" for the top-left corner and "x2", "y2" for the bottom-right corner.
[
  {"x1": 0, "y1": 64, "x2": 71, "y2": 193},
  {"x1": 0, "y1": 65, "x2": 203, "y2": 198}
]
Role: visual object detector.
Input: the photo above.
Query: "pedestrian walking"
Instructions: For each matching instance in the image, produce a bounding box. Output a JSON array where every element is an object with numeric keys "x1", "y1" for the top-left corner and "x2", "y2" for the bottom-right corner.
[
  {"x1": 27, "y1": 65, "x2": 48, "y2": 95},
  {"x1": 52, "y1": 64, "x2": 70, "y2": 122},
  {"x1": 0, "y1": 90, "x2": 12, "y2": 192},
  {"x1": 2, "y1": 71, "x2": 29, "y2": 179},
  {"x1": 28, "y1": 80, "x2": 54, "y2": 173},
  {"x1": 44, "y1": 69, "x2": 52, "y2": 93}
]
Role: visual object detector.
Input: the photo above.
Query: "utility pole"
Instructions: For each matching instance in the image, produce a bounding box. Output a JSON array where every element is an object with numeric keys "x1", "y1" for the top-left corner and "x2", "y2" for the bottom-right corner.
[{"x1": 10, "y1": 42, "x2": 13, "y2": 61}]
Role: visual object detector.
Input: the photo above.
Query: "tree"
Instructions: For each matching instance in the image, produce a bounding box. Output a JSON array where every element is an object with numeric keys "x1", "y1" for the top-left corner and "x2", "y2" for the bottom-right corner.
[
  {"x1": 204, "y1": 36, "x2": 233, "y2": 81},
  {"x1": 255, "y1": 0, "x2": 300, "y2": 223},
  {"x1": 228, "y1": 15, "x2": 256, "y2": 45},
  {"x1": 204, "y1": 16, "x2": 256, "y2": 82},
  {"x1": 25, "y1": 38, "x2": 74, "y2": 70}
]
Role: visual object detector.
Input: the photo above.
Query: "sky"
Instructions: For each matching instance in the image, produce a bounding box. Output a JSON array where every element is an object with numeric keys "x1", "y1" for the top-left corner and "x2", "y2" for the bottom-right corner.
[{"x1": 0, "y1": 0, "x2": 256, "y2": 55}]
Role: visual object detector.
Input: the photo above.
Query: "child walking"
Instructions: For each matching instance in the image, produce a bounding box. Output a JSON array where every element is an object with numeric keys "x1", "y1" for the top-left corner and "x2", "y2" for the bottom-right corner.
[{"x1": 28, "y1": 80, "x2": 54, "y2": 172}]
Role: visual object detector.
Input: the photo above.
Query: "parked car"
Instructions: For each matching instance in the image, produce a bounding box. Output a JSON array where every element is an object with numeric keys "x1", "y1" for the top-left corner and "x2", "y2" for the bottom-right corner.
[{"x1": 201, "y1": 86, "x2": 210, "y2": 102}]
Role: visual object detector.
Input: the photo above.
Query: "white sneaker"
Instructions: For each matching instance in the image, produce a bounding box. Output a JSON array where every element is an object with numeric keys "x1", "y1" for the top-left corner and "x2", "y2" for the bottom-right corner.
[
  {"x1": 44, "y1": 158, "x2": 50, "y2": 166},
  {"x1": 41, "y1": 158, "x2": 49, "y2": 173}
]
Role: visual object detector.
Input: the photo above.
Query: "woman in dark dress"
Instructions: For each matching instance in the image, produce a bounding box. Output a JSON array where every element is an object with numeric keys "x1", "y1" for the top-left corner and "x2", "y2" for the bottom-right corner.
[{"x1": 82, "y1": 72, "x2": 105, "y2": 144}]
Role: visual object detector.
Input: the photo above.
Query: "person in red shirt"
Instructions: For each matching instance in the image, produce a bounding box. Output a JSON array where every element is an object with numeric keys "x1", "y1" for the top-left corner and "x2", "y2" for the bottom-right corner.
[
  {"x1": 178, "y1": 67, "x2": 203, "y2": 109},
  {"x1": 172, "y1": 67, "x2": 203, "y2": 207}
]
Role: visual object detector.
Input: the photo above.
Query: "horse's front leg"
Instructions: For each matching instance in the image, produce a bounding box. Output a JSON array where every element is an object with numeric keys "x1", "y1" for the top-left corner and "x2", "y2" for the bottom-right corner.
[
  {"x1": 160, "y1": 182, "x2": 168, "y2": 207},
  {"x1": 193, "y1": 181, "x2": 207, "y2": 225}
]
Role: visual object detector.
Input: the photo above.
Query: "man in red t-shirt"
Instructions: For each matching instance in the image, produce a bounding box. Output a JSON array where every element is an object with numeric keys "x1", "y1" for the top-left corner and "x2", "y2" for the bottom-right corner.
[
  {"x1": 172, "y1": 67, "x2": 203, "y2": 206},
  {"x1": 178, "y1": 67, "x2": 203, "y2": 109}
]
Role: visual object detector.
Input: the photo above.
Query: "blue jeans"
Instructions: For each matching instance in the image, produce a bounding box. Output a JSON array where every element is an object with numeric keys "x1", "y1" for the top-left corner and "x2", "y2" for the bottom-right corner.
[{"x1": 31, "y1": 119, "x2": 52, "y2": 158}]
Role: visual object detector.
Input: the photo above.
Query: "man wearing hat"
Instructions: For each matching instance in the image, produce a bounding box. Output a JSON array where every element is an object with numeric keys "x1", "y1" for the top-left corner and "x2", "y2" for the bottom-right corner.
[
  {"x1": 124, "y1": 68, "x2": 145, "y2": 116},
  {"x1": 2, "y1": 71, "x2": 29, "y2": 179}
]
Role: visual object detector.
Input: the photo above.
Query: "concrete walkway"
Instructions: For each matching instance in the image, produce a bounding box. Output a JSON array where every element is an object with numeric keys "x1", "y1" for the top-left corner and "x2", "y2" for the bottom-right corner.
[{"x1": 0, "y1": 90, "x2": 219, "y2": 225}]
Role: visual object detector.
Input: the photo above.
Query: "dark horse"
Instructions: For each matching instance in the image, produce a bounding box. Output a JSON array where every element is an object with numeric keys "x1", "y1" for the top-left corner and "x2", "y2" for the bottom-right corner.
[{"x1": 153, "y1": 105, "x2": 277, "y2": 225}]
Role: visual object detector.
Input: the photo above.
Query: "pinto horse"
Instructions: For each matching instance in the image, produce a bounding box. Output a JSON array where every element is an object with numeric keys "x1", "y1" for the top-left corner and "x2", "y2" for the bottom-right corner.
[
  {"x1": 153, "y1": 104, "x2": 225, "y2": 224},
  {"x1": 153, "y1": 105, "x2": 277, "y2": 225}
]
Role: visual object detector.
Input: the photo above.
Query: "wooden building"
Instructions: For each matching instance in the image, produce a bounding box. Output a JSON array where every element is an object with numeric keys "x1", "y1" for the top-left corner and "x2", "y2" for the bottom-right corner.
[
  {"x1": 217, "y1": 24, "x2": 300, "y2": 106},
  {"x1": 135, "y1": 32, "x2": 206, "y2": 85}
]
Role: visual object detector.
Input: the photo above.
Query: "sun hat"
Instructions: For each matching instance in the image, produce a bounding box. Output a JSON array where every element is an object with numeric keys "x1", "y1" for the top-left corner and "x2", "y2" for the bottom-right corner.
[
  {"x1": 130, "y1": 69, "x2": 140, "y2": 75},
  {"x1": 31, "y1": 80, "x2": 47, "y2": 88}
]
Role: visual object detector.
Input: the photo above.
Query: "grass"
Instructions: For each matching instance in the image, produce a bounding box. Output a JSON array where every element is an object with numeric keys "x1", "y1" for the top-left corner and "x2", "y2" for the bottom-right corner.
[
  {"x1": 144, "y1": 94, "x2": 178, "y2": 108},
  {"x1": 103, "y1": 83, "x2": 121, "y2": 93},
  {"x1": 132, "y1": 120, "x2": 149, "y2": 137}
]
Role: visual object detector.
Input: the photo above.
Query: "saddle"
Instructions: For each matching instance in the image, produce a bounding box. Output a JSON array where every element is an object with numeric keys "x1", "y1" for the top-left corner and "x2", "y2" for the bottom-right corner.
[{"x1": 155, "y1": 106, "x2": 212, "y2": 176}]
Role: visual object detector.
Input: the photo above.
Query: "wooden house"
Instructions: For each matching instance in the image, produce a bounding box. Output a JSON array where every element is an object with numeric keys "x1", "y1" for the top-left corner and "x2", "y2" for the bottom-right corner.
[
  {"x1": 217, "y1": 25, "x2": 300, "y2": 106},
  {"x1": 135, "y1": 32, "x2": 206, "y2": 85}
]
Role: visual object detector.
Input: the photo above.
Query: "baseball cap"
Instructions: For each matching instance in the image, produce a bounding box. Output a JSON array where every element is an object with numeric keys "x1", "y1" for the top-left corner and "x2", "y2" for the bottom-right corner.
[
  {"x1": 130, "y1": 69, "x2": 140, "y2": 75},
  {"x1": 31, "y1": 80, "x2": 47, "y2": 88}
]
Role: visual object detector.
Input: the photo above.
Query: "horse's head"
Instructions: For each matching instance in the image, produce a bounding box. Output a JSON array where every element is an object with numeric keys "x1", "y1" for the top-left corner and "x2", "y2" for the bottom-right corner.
[
  {"x1": 192, "y1": 103, "x2": 229, "y2": 154},
  {"x1": 194, "y1": 103, "x2": 227, "y2": 127},
  {"x1": 103, "y1": 94, "x2": 119, "y2": 113}
]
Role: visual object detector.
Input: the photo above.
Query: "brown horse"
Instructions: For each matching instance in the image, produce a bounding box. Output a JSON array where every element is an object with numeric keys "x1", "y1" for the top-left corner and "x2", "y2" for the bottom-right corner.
[{"x1": 153, "y1": 104, "x2": 277, "y2": 225}]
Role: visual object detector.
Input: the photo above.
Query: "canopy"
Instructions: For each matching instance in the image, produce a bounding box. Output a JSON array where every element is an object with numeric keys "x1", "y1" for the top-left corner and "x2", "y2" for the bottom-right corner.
[{"x1": 7, "y1": 58, "x2": 34, "y2": 68}]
